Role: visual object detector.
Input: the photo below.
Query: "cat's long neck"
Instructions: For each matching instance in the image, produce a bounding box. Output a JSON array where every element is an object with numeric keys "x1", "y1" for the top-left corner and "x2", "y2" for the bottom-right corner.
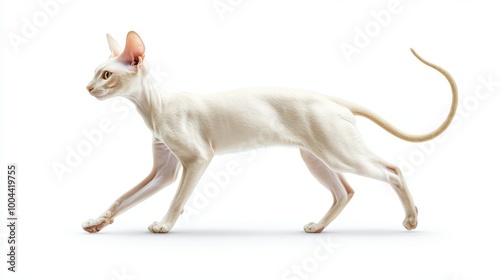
[{"x1": 125, "y1": 74, "x2": 165, "y2": 131}]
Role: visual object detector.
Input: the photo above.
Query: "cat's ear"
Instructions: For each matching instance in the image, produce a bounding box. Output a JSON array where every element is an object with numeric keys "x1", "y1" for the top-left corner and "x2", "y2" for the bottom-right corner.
[
  {"x1": 106, "y1": 33, "x2": 122, "y2": 58},
  {"x1": 117, "y1": 31, "x2": 145, "y2": 68}
]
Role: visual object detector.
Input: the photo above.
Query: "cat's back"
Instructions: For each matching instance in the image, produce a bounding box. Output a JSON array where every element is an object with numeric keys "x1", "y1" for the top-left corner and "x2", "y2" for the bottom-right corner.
[
  {"x1": 201, "y1": 86, "x2": 343, "y2": 109},
  {"x1": 165, "y1": 86, "x2": 352, "y2": 121}
]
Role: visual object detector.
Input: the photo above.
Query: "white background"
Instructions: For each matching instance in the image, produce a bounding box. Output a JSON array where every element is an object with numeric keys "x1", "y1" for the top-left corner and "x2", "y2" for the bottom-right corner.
[{"x1": 1, "y1": 0, "x2": 500, "y2": 279}]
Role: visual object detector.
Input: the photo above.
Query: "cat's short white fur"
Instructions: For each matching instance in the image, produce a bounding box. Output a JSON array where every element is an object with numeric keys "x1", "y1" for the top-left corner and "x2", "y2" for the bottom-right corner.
[{"x1": 83, "y1": 31, "x2": 457, "y2": 233}]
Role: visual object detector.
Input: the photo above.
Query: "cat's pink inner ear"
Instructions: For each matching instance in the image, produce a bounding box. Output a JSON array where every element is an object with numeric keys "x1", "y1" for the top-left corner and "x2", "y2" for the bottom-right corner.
[
  {"x1": 117, "y1": 31, "x2": 145, "y2": 67},
  {"x1": 106, "y1": 33, "x2": 122, "y2": 58}
]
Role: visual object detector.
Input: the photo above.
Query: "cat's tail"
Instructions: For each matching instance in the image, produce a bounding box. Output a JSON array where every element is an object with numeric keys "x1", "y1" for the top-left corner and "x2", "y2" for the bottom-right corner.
[{"x1": 341, "y1": 48, "x2": 458, "y2": 143}]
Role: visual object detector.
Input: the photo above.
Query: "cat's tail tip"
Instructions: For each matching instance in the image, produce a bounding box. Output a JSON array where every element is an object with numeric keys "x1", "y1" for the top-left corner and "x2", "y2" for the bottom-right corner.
[
  {"x1": 410, "y1": 48, "x2": 425, "y2": 64},
  {"x1": 348, "y1": 48, "x2": 458, "y2": 143}
]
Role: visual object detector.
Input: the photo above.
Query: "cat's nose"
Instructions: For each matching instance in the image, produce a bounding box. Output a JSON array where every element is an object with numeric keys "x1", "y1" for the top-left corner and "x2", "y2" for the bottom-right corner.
[{"x1": 86, "y1": 85, "x2": 94, "y2": 93}]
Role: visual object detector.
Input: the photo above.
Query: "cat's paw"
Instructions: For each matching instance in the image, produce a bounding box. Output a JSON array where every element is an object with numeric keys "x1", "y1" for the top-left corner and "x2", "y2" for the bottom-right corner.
[
  {"x1": 403, "y1": 216, "x2": 418, "y2": 230},
  {"x1": 82, "y1": 212, "x2": 113, "y2": 233},
  {"x1": 148, "y1": 221, "x2": 171, "y2": 233},
  {"x1": 303, "y1": 222, "x2": 325, "y2": 233},
  {"x1": 403, "y1": 207, "x2": 418, "y2": 231}
]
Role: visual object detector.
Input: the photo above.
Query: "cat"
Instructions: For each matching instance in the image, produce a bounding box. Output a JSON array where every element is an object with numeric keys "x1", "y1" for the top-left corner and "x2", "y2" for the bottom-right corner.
[{"x1": 83, "y1": 31, "x2": 457, "y2": 234}]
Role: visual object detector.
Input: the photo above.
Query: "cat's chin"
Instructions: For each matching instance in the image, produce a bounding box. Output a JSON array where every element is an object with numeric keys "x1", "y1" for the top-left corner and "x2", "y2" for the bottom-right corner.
[{"x1": 94, "y1": 92, "x2": 114, "y2": 100}]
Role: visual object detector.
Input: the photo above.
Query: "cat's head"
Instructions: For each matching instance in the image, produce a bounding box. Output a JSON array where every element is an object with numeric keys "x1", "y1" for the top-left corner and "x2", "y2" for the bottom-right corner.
[{"x1": 86, "y1": 31, "x2": 148, "y2": 100}]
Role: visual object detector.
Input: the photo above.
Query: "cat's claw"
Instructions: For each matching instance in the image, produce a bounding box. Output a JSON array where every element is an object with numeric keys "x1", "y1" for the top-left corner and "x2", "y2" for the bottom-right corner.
[
  {"x1": 148, "y1": 221, "x2": 171, "y2": 233},
  {"x1": 303, "y1": 222, "x2": 325, "y2": 233},
  {"x1": 82, "y1": 214, "x2": 113, "y2": 233}
]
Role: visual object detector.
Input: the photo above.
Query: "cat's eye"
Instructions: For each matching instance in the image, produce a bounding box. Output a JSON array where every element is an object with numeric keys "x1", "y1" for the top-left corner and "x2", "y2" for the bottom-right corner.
[{"x1": 102, "y1": 71, "x2": 112, "y2": 80}]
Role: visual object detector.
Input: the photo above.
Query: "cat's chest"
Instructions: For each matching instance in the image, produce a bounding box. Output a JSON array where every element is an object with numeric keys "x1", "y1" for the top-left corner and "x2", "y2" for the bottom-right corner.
[{"x1": 132, "y1": 103, "x2": 168, "y2": 140}]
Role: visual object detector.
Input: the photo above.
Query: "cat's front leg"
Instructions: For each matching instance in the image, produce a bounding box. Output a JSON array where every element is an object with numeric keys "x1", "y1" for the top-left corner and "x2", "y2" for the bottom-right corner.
[
  {"x1": 82, "y1": 139, "x2": 180, "y2": 233},
  {"x1": 148, "y1": 152, "x2": 213, "y2": 233}
]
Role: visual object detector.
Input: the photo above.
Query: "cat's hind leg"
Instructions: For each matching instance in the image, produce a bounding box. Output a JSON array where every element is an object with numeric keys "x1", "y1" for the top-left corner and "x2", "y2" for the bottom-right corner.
[
  {"x1": 82, "y1": 139, "x2": 180, "y2": 233},
  {"x1": 306, "y1": 119, "x2": 418, "y2": 231},
  {"x1": 384, "y1": 164, "x2": 418, "y2": 230},
  {"x1": 300, "y1": 149, "x2": 355, "y2": 233}
]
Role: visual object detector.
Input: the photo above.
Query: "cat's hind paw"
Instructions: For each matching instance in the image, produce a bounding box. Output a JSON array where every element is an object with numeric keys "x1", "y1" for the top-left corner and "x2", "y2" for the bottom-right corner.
[
  {"x1": 148, "y1": 221, "x2": 170, "y2": 233},
  {"x1": 303, "y1": 222, "x2": 325, "y2": 233},
  {"x1": 403, "y1": 216, "x2": 418, "y2": 231},
  {"x1": 403, "y1": 207, "x2": 418, "y2": 231},
  {"x1": 403, "y1": 215, "x2": 418, "y2": 231}
]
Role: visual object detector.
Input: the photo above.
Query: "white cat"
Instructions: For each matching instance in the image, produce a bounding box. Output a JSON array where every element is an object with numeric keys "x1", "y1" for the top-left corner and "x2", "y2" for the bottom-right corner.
[{"x1": 83, "y1": 31, "x2": 457, "y2": 234}]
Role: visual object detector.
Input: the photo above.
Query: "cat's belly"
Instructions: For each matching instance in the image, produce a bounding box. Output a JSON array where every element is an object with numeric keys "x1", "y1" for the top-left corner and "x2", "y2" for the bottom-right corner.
[
  {"x1": 210, "y1": 131, "x2": 292, "y2": 154},
  {"x1": 207, "y1": 118, "x2": 302, "y2": 154}
]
